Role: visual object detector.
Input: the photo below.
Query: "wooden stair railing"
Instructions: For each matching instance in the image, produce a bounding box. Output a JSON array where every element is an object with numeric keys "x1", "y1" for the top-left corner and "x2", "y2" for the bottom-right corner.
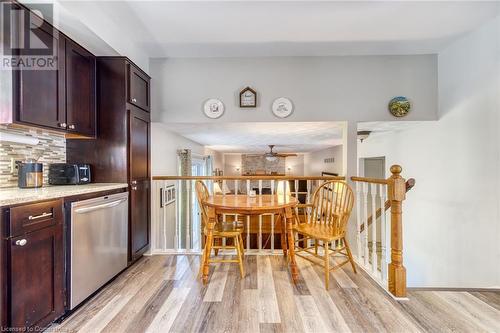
[
  {"x1": 359, "y1": 178, "x2": 415, "y2": 233},
  {"x1": 350, "y1": 165, "x2": 410, "y2": 298}
]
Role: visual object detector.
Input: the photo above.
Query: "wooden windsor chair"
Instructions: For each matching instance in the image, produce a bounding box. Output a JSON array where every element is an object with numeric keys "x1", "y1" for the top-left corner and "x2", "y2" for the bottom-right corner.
[
  {"x1": 195, "y1": 181, "x2": 245, "y2": 278},
  {"x1": 293, "y1": 180, "x2": 357, "y2": 289}
]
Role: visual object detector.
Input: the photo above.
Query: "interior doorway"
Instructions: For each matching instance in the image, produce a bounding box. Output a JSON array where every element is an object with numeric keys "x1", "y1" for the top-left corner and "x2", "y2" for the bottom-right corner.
[{"x1": 360, "y1": 157, "x2": 386, "y2": 179}]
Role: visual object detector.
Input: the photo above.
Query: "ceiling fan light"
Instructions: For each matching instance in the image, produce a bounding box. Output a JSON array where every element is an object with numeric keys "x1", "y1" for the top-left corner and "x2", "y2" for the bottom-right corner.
[{"x1": 265, "y1": 155, "x2": 278, "y2": 162}]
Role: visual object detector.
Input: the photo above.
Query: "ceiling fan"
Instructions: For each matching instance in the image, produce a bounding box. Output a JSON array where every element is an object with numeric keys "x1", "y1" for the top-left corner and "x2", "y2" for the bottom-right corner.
[{"x1": 263, "y1": 145, "x2": 297, "y2": 161}]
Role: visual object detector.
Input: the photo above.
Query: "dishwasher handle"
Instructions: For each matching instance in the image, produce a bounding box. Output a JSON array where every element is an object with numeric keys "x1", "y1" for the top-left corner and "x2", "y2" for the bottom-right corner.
[{"x1": 73, "y1": 199, "x2": 128, "y2": 214}]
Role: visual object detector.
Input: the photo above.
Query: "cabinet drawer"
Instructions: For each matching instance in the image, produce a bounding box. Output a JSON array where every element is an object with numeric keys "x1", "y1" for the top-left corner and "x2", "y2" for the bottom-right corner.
[
  {"x1": 127, "y1": 63, "x2": 150, "y2": 112},
  {"x1": 9, "y1": 200, "x2": 62, "y2": 237}
]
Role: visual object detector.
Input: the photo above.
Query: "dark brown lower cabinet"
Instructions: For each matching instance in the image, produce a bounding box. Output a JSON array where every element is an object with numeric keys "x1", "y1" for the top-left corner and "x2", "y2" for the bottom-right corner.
[
  {"x1": 130, "y1": 180, "x2": 150, "y2": 260},
  {"x1": 7, "y1": 210, "x2": 64, "y2": 330}
]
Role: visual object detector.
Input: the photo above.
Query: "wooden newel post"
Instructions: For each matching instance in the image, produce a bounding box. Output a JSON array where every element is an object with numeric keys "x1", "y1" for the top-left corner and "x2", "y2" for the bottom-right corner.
[{"x1": 388, "y1": 165, "x2": 407, "y2": 297}]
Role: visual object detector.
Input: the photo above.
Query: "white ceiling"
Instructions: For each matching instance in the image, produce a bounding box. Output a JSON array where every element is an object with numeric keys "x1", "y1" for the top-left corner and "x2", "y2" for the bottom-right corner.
[
  {"x1": 164, "y1": 122, "x2": 344, "y2": 153},
  {"x1": 59, "y1": 1, "x2": 499, "y2": 57}
]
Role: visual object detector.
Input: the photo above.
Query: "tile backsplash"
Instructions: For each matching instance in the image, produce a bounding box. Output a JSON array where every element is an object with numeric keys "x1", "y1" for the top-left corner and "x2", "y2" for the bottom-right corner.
[{"x1": 0, "y1": 125, "x2": 66, "y2": 188}]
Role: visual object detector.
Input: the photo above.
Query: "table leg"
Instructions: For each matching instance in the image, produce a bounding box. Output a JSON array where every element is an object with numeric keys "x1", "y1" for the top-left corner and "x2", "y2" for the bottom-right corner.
[
  {"x1": 278, "y1": 213, "x2": 287, "y2": 256},
  {"x1": 202, "y1": 206, "x2": 216, "y2": 285},
  {"x1": 285, "y1": 206, "x2": 299, "y2": 283}
]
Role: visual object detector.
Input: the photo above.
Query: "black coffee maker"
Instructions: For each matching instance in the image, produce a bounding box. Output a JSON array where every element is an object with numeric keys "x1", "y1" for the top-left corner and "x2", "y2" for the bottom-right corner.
[{"x1": 17, "y1": 159, "x2": 43, "y2": 188}]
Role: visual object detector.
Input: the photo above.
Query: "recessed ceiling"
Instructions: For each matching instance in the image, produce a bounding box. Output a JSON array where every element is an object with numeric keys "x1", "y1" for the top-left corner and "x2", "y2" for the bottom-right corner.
[
  {"x1": 59, "y1": 1, "x2": 499, "y2": 57},
  {"x1": 164, "y1": 122, "x2": 344, "y2": 153}
]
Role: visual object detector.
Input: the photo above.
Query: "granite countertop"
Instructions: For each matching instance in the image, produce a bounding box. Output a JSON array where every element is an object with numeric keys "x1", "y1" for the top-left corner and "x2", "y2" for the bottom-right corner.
[{"x1": 0, "y1": 183, "x2": 129, "y2": 207}]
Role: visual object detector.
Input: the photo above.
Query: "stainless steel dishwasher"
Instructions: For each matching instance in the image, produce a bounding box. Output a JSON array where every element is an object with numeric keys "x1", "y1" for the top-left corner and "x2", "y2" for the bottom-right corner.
[{"x1": 70, "y1": 191, "x2": 129, "y2": 309}]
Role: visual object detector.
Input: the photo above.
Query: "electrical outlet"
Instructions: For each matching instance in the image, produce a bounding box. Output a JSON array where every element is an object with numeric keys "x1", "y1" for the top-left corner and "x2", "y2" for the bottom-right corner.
[{"x1": 10, "y1": 158, "x2": 17, "y2": 175}]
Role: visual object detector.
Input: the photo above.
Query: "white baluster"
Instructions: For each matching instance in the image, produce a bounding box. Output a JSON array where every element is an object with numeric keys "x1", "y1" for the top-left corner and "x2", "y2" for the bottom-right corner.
[
  {"x1": 362, "y1": 182, "x2": 369, "y2": 267},
  {"x1": 234, "y1": 180, "x2": 239, "y2": 226},
  {"x1": 259, "y1": 214, "x2": 263, "y2": 253},
  {"x1": 186, "y1": 180, "x2": 191, "y2": 250},
  {"x1": 271, "y1": 180, "x2": 275, "y2": 194},
  {"x1": 246, "y1": 179, "x2": 251, "y2": 194},
  {"x1": 355, "y1": 182, "x2": 362, "y2": 261},
  {"x1": 258, "y1": 180, "x2": 263, "y2": 251},
  {"x1": 247, "y1": 216, "x2": 251, "y2": 251},
  {"x1": 174, "y1": 180, "x2": 179, "y2": 250},
  {"x1": 370, "y1": 183, "x2": 378, "y2": 274},
  {"x1": 379, "y1": 184, "x2": 387, "y2": 281},
  {"x1": 271, "y1": 213, "x2": 275, "y2": 253},
  {"x1": 222, "y1": 179, "x2": 227, "y2": 196},
  {"x1": 294, "y1": 179, "x2": 299, "y2": 199}
]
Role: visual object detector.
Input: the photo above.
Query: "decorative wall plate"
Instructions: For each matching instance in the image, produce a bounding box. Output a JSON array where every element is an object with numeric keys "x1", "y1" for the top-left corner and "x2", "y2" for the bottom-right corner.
[
  {"x1": 272, "y1": 97, "x2": 293, "y2": 118},
  {"x1": 203, "y1": 99, "x2": 225, "y2": 119},
  {"x1": 388, "y1": 96, "x2": 411, "y2": 117},
  {"x1": 239, "y1": 86, "x2": 257, "y2": 108}
]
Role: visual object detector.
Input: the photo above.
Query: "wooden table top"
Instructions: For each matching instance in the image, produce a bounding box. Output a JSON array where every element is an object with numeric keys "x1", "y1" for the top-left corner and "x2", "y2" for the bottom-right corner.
[{"x1": 204, "y1": 194, "x2": 298, "y2": 212}]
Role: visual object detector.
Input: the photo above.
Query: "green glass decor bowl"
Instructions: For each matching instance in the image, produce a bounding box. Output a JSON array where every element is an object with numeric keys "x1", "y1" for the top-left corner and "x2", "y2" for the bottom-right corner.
[{"x1": 388, "y1": 96, "x2": 411, "y2": 117}]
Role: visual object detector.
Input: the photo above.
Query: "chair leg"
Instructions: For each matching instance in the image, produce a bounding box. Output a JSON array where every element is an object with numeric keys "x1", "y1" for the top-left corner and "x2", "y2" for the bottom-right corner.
[
  {"x1": 214, "y1": 237, "x2": 220, "y2": 256},
  {"x1": 238, "y1": 234, "x2": 245, "y2": 258},
  {"x1": 202, "y1": 232, "x2": 214, "y2": 284},
  {"x1": 199, "y1": 237, "x2": 208, "y2": 277},
  {"x1": 235, "y1": 236, "x2": 245, "y2": 278},
  {"x1": 314, "y1": 240, "x2": 318, "y2": 255},
  {"x1": 324, "y1": 241, "x2": 329, "y2": 290},
  {"x1": 343, "y1": 237, "x2": 357, "y2": 273}
]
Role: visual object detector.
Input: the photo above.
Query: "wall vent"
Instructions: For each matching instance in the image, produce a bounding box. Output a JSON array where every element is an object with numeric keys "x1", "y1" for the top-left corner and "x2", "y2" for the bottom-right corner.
[{"x1": 324, "y1": 157, "x2": 335, "y2": 164}]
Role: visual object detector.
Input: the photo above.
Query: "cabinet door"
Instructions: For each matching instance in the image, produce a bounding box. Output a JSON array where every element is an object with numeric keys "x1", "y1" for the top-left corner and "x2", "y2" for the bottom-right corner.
[
  {"x1": 65, "y1": 38, "x2": 96, "y2": 136},
  {"x1": 130, "y1": 179, "x2": 150, "y2": 260},
  {"x1": 129, "y1": 109, "x2": 150, "y2": 260},
  {"x1": 127, "y1": 64, "x2": 150, "y2": 112},
  {"x1": 9, "y1": 225, "x2": 64, "y2": 329},
  {"x1": 14, "y1": 10, "x2": 65, "y2": 130}
]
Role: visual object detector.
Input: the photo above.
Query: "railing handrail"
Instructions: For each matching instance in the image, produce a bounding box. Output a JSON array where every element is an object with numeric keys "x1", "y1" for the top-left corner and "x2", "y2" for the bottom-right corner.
[
  {"x1": 350, "y1": 176, "x2": 389, "y2": 185},
  {"x1": 153, "y1": 175, "x2": 345, "y2": 181}
]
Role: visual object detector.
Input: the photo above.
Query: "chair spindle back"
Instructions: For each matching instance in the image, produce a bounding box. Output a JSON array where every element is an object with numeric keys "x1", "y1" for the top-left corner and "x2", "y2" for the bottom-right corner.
[{"x1": 309, "y1": 181, "x2": 354, "y2": 236}]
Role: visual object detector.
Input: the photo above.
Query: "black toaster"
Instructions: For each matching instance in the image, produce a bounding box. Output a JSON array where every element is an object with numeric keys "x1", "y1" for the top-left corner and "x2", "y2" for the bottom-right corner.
[{"x1": 48, "y1": 163, "x2": 91, "y2": 185}]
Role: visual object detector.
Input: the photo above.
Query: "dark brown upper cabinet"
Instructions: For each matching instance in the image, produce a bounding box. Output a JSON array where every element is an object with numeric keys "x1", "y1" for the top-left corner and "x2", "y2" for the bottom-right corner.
[
  {"x1": 0, "y1": 2, "x2": 96, "y2": 137},
  {"x1": 65, "y1": 38, "x2": 96, "y2": 136},
  {"x1": 10, "y1": 7, "x2": 66, "y2": 130},
  {"x1": 127, "y1": 63, "x2": 150, "y2": 112}
]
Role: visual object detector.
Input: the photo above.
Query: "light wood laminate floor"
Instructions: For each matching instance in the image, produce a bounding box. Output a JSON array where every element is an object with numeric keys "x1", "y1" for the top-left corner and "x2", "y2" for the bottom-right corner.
[{"x1": 53, "y1": 255, "x2": 500, "y2": 333}]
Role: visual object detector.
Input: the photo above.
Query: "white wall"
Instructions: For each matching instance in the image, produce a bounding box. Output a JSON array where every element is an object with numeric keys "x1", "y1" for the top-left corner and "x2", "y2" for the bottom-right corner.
[
  {"x1": 358, "y1": 16, "x2": 500, "y2": 288},
  {"x1": 285, "y1": 155, "x2": 305, "y2": 176},
  {"x1": 304, "y1": 146, "x2": 343, "y2": 176},
  {"x1": 54, "y1": 1, "x2": 150, "y2": 73},
  {"x1": 223, "y1": 154, "x2": 242, "y2": 176},
  {"x1": 150, "y1": 55, "x2": 437, "y2": 123},
  {"x1": 151, "y1": 122, "x2": 206, "y2": 176}
]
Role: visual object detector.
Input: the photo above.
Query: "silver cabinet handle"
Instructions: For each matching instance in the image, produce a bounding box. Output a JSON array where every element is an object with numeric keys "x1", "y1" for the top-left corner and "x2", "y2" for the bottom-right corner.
[
  {"x1": 68, "y1": 124, "x2": 75, "y2": 130},
  {"x1": 59, "y1": 123, "x2": 67, "y2": 128},
  {"x1": 131, "y1": 180, "x2": 137, "y2": 185},
  {"x1": 28, "y1": 212, "x2": 52, "y2": 220},
  {"x1": 132, "y1": 186, "x2": 137, "y2": 190},
  {"x1": 15, "y1": 239, "x2": 27, "y2": 246},
  {"x1": 132, "y1": 98, "x2": 137, "y2": 103}
]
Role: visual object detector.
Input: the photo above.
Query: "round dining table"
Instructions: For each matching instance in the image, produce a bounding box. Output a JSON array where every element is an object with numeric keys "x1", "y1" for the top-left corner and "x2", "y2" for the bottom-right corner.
[{"x1": 202, "y1": 194, "x2": 299, "y2": 284}]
